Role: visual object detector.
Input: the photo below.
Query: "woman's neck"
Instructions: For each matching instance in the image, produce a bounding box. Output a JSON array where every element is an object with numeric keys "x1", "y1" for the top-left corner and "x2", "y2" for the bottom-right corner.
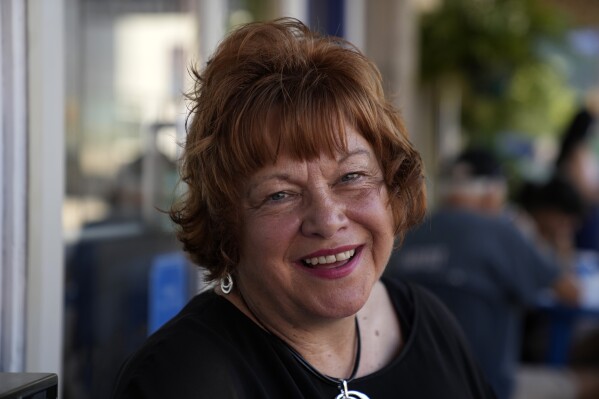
[
  {"x1": 222, "y1": 286, "x2": 359, "y2": 379},
  {"x1": 356, "y1": 280, "x2": 403, "y2": 377},
  {"x1": 220, "y1": 279, "x2": 403, "y2": 379}
]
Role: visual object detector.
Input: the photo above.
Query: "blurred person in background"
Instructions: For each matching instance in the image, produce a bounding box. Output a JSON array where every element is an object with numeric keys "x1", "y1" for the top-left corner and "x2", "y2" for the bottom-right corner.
[
  {"x1": 385, "y1": 147, "x2": 580, "y2": 399},
  {"x1": 514, "y1": 175, "x2": 599, "y2": 399},
  {"x1": 111, "y1": 19, "x2": 497, "y2": 399},
  {"x1": 516, "y1": 174, "x2": 587, "y2": 273},
  {"x1": 555, "y1": 89, "x2": 599, "y2": 253},
  {"x1": 514, "y1": 174, "x2": 599, "y2": 308}
]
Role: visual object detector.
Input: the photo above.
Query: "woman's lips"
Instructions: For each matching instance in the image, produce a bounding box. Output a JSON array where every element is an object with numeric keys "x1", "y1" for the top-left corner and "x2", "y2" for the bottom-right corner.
[{"x1": 296, "y1": 246, "x2": 363, "y2": 279}]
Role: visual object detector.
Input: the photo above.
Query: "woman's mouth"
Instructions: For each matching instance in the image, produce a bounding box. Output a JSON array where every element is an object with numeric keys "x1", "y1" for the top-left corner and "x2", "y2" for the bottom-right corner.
[
  {"x1": 301, "y1": 248, "x2": 356, "y2": 268},
  {"x1": 297, "y1": 246, "x2": 362, "y2": 279}
]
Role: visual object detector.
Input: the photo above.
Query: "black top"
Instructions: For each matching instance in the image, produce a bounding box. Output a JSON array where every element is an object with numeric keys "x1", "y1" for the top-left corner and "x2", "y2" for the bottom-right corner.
[{"x1": 111, "y1": 278, "x2": 496, "y2": 398}]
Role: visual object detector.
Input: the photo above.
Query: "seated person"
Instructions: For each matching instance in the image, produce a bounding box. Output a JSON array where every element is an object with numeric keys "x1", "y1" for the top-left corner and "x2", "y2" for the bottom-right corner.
[{"x1": 516, "y1": 174, "x2": 587, "y2": 274}]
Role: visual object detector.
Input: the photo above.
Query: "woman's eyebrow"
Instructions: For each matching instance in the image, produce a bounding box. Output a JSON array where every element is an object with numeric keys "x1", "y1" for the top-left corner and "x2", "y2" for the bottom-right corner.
[
  {"x1": 337, "y1": 148, "x2": 372, "y2": 163},
  {"x1": 246, "y1": 173, "x2": 291, "y2": 197}
]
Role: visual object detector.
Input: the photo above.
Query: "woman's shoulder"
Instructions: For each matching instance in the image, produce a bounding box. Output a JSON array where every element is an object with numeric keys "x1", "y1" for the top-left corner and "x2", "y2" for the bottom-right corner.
[
  {"x1": 382, "y1": 276, "x2": 487, "y2": 367},
  {"x1": 383, "y1": 276, "x2": 466, "y2": 330},
  {"x1": 375, "y1": 277, "x2": 496, "y2": 398},
  {"x1": 142, "y1": 290, "x2": 237, "y2": 349},
  {"x1": 383, "y1": 276, "x2": 445, "y2": 312},
  {"x1": 111, "y1": 291, "x2": 260, "y2": 398}
]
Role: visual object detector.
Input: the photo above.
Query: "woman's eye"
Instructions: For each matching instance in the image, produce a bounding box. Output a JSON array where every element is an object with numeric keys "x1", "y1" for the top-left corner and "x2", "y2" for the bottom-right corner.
[
  {"x1": 268, "y1": 192, "x2": 288, "y2": 202},
  {"x1": 341, "y1": 172, "x2": 361, "y2": 182}
]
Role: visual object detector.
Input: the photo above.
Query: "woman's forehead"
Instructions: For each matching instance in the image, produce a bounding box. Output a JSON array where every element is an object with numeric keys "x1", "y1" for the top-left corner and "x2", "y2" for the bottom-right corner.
[{"x1": 274, "y1": 123, "x2": 371, "y2": 160}]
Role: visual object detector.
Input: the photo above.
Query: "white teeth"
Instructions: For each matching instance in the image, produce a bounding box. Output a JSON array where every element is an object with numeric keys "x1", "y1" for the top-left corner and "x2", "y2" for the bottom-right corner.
[
  {"x1": 303, "y1": 249, "x2": 355, "y2": 265},
  {"x1": 336, "y1": 251, "x2": 349, "y2": 261}
]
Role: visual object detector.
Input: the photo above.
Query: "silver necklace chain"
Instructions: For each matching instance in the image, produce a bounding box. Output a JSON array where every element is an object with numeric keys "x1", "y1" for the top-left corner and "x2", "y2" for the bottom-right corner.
[{"x1": 273, "y1": 317, "x2": 370, "y2": 399}]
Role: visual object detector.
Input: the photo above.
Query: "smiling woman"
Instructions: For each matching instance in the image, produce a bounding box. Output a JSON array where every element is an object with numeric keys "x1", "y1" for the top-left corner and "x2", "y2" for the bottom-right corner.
[{"x1": 111, "y1": 18, "x2": 498, "y2": 399}]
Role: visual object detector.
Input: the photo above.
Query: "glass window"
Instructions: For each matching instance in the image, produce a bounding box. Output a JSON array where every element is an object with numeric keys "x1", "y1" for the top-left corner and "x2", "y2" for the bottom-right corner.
[{"x1": 63, "y1": 1, "x2": 202, "y2": 397}]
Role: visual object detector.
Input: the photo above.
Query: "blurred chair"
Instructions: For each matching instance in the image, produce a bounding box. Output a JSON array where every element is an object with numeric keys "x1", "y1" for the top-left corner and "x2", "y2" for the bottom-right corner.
[{"x1": 148, "y1": 251, "x2": 195, "y2": 335}]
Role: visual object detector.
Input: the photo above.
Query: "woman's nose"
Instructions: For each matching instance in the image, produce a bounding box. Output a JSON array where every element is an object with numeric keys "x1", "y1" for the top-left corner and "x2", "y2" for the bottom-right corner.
[{"x1": 300, "y1": 189, "x2": 348, "y2": 238}]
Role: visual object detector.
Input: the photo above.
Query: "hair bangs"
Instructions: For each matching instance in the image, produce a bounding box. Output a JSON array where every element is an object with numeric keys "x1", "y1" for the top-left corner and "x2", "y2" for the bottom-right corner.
[
  {"x1": 225, "y1": 84, "x2": 362, "y2": 178},
  {"x1": 277, "y1": 93, "x2": 351, "y2": 160}
]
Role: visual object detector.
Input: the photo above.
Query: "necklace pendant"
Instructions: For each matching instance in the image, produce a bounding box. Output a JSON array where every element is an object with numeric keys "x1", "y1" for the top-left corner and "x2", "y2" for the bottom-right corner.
[
  {"x1": 334, "y1": 392, "x2": 370, "y2": 399},
  {"x1": 335, "y1": 380, "x2": 370, "y2": 399},
  {"x1": 334, "y1": 389, "x2": 370, "y2": 399}
]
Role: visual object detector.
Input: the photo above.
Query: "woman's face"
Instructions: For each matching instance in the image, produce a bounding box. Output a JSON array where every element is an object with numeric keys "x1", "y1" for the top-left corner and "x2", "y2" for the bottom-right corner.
[{"x1": 236, "y1": 125, "x2": 395, "y2": 326}]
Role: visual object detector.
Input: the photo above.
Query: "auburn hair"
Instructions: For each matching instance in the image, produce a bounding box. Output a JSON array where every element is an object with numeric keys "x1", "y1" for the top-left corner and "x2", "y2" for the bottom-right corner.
[{"x1": 170, "y1": 18, "x2": 426, "y2": 282}]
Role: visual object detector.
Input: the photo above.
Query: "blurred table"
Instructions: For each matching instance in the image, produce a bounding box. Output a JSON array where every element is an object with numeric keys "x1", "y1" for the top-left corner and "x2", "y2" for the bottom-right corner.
[
  {"x1": 0, "y1": 373, "x2": 57, "y2": 399},
  {"x1": 538, "y1": 251, "x2": 599, "y2": 365}
]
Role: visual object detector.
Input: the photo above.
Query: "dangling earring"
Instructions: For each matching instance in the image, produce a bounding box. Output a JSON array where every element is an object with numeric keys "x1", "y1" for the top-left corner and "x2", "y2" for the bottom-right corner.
[{"x1": 220, "y1": 272, "x2": 233, "y2": 294}]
